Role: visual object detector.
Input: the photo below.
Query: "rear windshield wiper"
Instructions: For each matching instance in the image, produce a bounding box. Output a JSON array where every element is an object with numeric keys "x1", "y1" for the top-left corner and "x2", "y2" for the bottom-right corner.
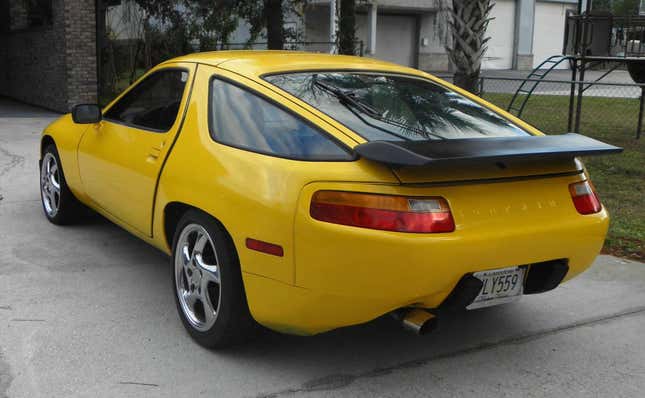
[
  {"x1": 313, "y1": 78, "x2": 445, "y2": 140},
  {"x1": 313, "y1": 79, "x2": 382, "y2": 117}
]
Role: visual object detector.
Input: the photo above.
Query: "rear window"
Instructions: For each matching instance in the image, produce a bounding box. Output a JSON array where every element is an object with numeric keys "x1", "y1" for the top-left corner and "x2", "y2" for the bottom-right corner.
[
  {"x1": 209, "y1": 78, "x2": 352, "y2": 161},
  {"x1": 264, "y1": 72, "x2": 530, "y2": 141}
]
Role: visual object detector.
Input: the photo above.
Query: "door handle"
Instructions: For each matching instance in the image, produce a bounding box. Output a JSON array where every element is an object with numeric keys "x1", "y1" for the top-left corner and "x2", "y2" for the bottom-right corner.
[
  {"x1": 147, "y1": 141, "x2": 166, "y2": 162},
  {"x1": 151, "y1": 140, "x2": 166, "y2": 152},
  {"x1": 147, "y1": 148, "x2": 161, "y2": 162}
]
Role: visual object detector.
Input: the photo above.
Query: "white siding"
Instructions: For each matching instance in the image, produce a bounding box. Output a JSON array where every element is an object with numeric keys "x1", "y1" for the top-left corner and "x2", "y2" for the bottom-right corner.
[
  {"x1": 482, "y1": 0, "x2": 516, "y2": 70},
  {"x1": 533, "y1": 2, "x2": 577, "y2": 69},
  {"x1": 356, "y1": 14, "x2": 417, "y2": 67}
]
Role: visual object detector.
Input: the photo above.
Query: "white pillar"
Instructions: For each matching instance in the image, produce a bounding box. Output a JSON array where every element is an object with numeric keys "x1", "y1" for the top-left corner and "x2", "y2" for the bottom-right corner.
[
  {"x1": 329, "y1": 0, "x2": 338, "y2": 53},
  {"x1": 514, "y1": 0, "x2": 535, "y2": 70},
  {"x1": 367, "y1": 3, "x2": 377, "y2": 55}
]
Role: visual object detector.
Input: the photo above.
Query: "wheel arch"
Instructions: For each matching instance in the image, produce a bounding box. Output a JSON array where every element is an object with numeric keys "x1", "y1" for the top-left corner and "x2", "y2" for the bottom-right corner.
[
  {"x1": 163, "y1": 202, "x2": 238, "y2": 257},
  {"x1": 41, "y1": 135, "x2": 56, "y2": 158}
]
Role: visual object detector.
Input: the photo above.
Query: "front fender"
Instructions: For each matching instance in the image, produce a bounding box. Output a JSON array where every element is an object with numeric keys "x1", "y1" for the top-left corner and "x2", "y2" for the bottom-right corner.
[{"x1": 41, "y1": 114, "x2": 90, "y2": 202}]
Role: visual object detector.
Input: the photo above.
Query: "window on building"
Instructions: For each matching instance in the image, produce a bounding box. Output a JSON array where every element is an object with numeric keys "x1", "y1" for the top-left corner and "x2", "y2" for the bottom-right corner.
[
  {"x1": 104, "y1": 69, "x2": 188, "y2": 132},
  {"x1": 7, "y1": 0, "x2": 53, "y2": 31},
  {"x1": 209, "y1": 78, "x2": 352, "y2": 161}
]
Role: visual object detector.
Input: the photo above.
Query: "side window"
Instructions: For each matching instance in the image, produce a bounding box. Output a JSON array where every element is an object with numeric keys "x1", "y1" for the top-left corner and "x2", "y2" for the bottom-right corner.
[
  {"x1": 104, "y1": 69, "x2": 188, "y2": 132},
  {"x1": 209, "y1": 78, "x2": 352, "y2": 161}
]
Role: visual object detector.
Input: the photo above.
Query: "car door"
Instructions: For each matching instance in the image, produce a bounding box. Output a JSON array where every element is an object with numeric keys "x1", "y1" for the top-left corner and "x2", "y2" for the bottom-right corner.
[{"x1": 78, "y1": 63, "x2": 196, "y2": 236}]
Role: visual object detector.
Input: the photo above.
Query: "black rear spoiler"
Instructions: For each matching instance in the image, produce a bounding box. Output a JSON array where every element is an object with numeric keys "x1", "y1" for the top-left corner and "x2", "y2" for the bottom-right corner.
[{"x1": 354, "y1": 133, "x2": 623, "y2": 167}]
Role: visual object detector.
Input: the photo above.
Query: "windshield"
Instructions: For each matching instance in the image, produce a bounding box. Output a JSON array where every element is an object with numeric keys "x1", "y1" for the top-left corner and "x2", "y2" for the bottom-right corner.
[{"x1": 264, "y1": 72, "x2": 530, "y2": 141}]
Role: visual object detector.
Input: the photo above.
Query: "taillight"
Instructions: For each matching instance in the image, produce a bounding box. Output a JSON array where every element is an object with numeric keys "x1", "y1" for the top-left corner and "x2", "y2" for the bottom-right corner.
[
  {"x1": 310, "y1": 191, "x2": 455, "y2": 233},
  {"x1": 569, "y1": 180, "x2": 602, "y2": 214}
]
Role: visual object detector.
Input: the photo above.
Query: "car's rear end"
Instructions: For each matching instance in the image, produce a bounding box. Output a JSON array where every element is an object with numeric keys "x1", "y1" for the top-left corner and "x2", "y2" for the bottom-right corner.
[
  {"x1": 256, "y1": 67, "x2": 619, "y2": 335},
  {"x1": 291, "y1": 160, "x2": 608, "y2": 330}
]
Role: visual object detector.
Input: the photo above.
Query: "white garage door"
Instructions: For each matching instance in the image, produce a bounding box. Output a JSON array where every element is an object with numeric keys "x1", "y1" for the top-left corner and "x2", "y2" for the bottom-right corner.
[
  {"x1": 533, "y1": 2, "x2": 577, "y2": 69},
  {"x1": 482, "y1": 0, "x2": 515, "y2": 70},
  {"x1": 356, "y1": 14, "x2": 417, "y2": 67}
]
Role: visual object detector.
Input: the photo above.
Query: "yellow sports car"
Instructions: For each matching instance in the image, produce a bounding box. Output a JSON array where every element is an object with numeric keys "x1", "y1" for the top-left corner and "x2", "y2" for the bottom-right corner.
[{"x1": 40, "y1": 51, "x2": 621, "y2": 347}]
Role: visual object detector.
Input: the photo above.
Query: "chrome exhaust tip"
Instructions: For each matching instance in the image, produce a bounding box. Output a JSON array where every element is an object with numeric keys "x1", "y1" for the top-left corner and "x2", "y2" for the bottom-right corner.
[{"x1": 399, "y1": 309, "x2": 438, "y2": 335}]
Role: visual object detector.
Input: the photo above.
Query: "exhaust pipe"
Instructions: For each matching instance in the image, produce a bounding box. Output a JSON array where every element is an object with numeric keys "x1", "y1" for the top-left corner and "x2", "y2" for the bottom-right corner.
[{"x1": 399, "y1": 309, "x2": 438, "y2": 335}]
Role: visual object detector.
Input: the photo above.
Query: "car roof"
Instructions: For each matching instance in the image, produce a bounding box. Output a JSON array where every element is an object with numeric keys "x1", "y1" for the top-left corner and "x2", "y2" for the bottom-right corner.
[{"x1": 162, "y1": 50, "x2": 423, "y2": 78}]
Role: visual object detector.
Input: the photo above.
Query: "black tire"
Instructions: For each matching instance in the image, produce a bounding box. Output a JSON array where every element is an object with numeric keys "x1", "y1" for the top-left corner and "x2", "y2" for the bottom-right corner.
[
  {"x1": 40, "y1": 144, "x2": 84, "y2": 225},
  {"x1": 171, "y1": 209, "x2": 256, "y2": 348}
]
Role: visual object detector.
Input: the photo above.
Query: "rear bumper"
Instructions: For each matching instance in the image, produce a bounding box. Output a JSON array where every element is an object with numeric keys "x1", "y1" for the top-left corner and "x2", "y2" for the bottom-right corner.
[
  {"x1": 244, "y1": 215, "x2": 607, "y2": 336},
  {"x1": 243, "y1": 178, "x2": 609, "y2": 335}
]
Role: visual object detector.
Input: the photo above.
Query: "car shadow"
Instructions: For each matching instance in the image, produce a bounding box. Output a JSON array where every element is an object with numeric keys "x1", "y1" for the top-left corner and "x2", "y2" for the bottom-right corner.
[{"x1": 32, "y1": 203, "x2": 562, "y2": 395}]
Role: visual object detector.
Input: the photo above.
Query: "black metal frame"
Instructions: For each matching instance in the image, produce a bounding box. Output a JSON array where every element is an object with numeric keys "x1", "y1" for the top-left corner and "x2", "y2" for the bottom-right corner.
[{"x1": 563, "y1": 2, "x2": 645, "y2": 139}]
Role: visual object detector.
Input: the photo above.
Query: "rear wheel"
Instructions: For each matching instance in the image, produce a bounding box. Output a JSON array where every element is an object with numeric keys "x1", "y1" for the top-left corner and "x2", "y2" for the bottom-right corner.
[
  {"x1": 172, "y1": 210, "x2": 256, "y2": 348},
  {"x1": 40, "y1": 144, "x2": 84, "y2": 225}
]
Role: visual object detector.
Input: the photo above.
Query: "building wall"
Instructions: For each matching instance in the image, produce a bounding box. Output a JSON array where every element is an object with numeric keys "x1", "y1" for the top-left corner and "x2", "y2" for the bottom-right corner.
[
  {"x1": 63, "y1": 0, "x2": 98, "y2": 109},
  {"x1": 304, "y1": 3, "x2": 442, "y2": 70},
  {"x1": 418, "y1": 12, "x2": 450, "y2": 71},
  {"x1": 533, "y1": 1, "x2": 577, "y2": 68},
  {"x1": 355, "y1": 14, "x2": 418, "y2": 67},
  {"x1": 0, "y1": 0, "x2": 97, "y2": 112},
  {"x1": 483, "y1": 0, "x2": 516, "y2": 70}
]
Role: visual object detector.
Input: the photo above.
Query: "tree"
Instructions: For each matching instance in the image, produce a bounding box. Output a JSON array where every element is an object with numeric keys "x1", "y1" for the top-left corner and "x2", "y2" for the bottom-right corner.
[
  {"x1": 239, "y1": 0, "x2": 307, "y2": 50},
  {"x1": 444, "y1": 0, "x2": 494, "y2": 94},
  {"x1": 338, "y1": 0, "x2": 356, "y2": 55},
  {"x1": 265, "y1": 0, "x2": 284, "y2": 49},
  {"x1": 612, "y1": 0, "x2": 640, "y2": 15}
]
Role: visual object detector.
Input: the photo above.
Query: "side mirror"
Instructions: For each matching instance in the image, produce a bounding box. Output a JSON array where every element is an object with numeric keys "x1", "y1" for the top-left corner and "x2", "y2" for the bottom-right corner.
[{"x1": 71, "y1": 104, "x2": 102, "y2": 124}]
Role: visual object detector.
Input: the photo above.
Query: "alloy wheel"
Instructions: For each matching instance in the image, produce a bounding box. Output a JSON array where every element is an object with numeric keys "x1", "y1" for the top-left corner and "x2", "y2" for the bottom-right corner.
[
  {"x1": 174, "y1": 224, "x2": 222, "y2": 332},
  {"x1": 40, "y1": 153, "x2": 61, "y2": 217}
]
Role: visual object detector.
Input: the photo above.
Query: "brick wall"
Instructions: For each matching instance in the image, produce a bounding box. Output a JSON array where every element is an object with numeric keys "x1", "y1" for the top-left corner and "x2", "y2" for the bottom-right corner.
[
  {"x1": 0, "y1": 0, "x2": 97, "y2": 113},
  {"x1": 63, "y1": 0, "x2": 97, "y2": 109}
]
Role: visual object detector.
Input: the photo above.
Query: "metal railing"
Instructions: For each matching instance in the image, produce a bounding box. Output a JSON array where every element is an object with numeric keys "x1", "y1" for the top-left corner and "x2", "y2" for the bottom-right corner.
[{"x1": 564, "y1": 13, "x2": 645, "y2": 58}]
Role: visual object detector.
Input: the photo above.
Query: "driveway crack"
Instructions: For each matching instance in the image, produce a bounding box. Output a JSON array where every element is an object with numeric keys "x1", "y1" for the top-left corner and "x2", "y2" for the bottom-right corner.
[{"x1": 0, "y1": 143, "x2": 25, "y2": 178}]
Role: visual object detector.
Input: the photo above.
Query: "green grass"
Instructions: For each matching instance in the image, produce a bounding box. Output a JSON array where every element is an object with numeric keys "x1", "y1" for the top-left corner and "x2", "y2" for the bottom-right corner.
[{"x1": 483, "y1": 93, "x2": 644, "y2": 261}]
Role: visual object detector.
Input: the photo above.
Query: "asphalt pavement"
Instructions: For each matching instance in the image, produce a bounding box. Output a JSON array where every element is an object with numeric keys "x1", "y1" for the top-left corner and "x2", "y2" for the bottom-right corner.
[{"x1": 1, "y1": 98, "x2": 644, "y2": 398}]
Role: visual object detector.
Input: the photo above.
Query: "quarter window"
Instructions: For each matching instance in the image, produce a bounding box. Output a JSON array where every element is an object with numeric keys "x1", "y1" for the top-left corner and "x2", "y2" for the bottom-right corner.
[
  {"x1": 104, "y1": 69, "x2": 188, "y2": 132},
  {"x1": 209, "y1": 79, "x2": 352, "y2": 161}
]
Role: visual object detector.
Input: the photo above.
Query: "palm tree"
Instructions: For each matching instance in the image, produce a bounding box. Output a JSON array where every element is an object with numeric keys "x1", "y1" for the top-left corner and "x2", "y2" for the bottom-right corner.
[
  {"x1": 338, "y1": 0, "x2": 357, "y2": 55},
  {"x1": 265, "y1": 0, "x2": 284, "y2": 49},
  {"x1": 445, "y1": 0, "x2": 494, "y2": 94}
]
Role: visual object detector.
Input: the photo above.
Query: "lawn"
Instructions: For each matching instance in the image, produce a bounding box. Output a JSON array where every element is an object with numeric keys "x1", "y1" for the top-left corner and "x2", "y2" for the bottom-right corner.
[{"x1": 483, "y1": 93, "x2": 644, "y2": 261}]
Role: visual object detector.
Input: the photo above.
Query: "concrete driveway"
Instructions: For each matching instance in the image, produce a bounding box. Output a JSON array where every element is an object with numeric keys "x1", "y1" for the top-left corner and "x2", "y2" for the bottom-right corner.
[{"x1": 1, "y1": 98, "x2": 644, "y2": 398}]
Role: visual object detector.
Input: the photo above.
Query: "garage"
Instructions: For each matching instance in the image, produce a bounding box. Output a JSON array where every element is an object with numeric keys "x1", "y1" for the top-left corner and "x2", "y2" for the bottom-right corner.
[
  {"x1": 360, "y1": 14, "x2": 417, "y2": 67},
  {"x1": 533, "y1": 1, "x2": 577, "y2": 69},
  {"x1": 482, "y1": 0, "x2": 516, "y2": 70}
]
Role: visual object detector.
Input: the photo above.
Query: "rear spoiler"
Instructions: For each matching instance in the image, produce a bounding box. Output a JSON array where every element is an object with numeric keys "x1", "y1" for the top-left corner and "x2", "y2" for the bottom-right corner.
[{"x1": 354, "y1": 133, "x2": 623, "y2": 167}]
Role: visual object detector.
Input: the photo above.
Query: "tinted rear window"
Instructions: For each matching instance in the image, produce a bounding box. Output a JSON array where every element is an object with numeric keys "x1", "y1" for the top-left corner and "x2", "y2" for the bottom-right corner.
[
  {"x1": 264, "y1": 72, "x2": 530, "y2": 141},
  {"x1": 209, "y1": 78, "x2": 352, "y2": 161}
]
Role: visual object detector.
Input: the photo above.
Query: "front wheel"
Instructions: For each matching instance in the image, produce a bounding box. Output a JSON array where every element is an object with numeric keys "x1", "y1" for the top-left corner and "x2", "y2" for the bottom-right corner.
[
  {"x1": 40, "y1": 144, "x2": 84, "y2": 225},
  {"x1": 172, "y1": 210, "x2": 256, "y2": 348}
]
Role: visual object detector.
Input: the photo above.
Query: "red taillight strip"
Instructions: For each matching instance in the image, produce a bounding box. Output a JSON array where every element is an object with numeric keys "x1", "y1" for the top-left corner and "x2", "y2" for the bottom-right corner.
[
  {"x1": 569, "y1": 180, "x2": 602, "y2": 215},
  {"x1": 310, "y1": 191, "x2": 455, "y2": 233},
  {"x1": 246, "y1": 238, "x2": 284, "y2": 257}
]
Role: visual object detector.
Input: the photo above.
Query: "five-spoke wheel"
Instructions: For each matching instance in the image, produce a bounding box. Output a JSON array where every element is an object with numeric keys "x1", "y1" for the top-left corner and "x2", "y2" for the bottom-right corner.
[
  {"x1": 40, "y1": 144, "x2": 84, "y2": 224},
  {"x1": 175, "y1": 224, "x2": 222, "y2": 331},
  {"x1": 172, "y1": 210, "x2": 256, "y2": 348},
  {"x1": 40, "y1": 152, "x2": 61, "y2": 218}
]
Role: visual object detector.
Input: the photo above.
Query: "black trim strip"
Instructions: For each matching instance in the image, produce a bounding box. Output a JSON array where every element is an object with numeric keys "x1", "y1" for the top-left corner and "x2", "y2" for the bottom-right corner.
[
  {"x1": 149, "y1": 64, "x2": 198, "y2": 238},
  {"x1": 399, "y1": 169, "x2": 585, "y2": 188}
]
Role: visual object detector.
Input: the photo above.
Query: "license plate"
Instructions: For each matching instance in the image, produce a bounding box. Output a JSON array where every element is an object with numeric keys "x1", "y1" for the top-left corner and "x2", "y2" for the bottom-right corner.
[{"x1": 467, "y1": 266, "x2": 526, "y2": 310}]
